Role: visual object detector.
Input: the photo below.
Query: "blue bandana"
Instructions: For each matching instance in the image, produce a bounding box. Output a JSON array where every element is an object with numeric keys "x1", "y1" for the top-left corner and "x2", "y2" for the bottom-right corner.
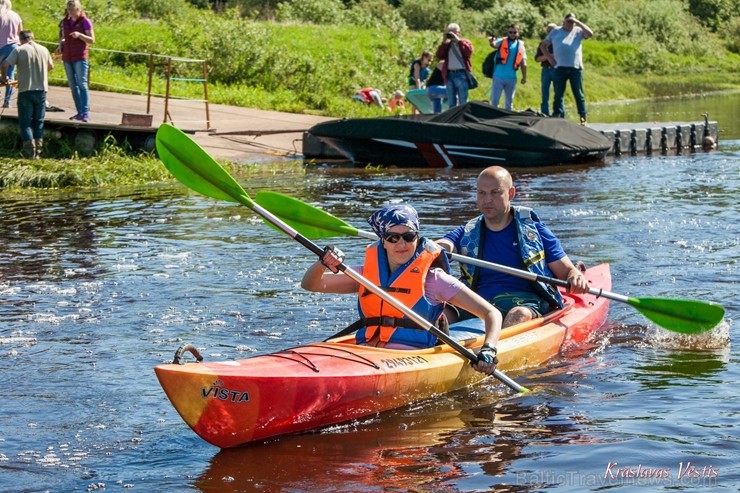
[{"x1": 367, "y1": 204, "x2": 420, "y2": 238}]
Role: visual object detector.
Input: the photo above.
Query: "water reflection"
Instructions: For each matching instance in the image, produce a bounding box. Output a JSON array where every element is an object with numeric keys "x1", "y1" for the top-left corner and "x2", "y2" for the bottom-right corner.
[{"x1": 196, "y1": 391, "x2": 593, "y2": 493}]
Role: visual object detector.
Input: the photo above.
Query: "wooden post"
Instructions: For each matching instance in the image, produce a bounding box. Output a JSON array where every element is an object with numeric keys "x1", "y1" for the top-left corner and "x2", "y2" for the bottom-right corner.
[
  {"x1": 146, "y1": 53, "x2": 154, "y2": 114},
  {"x1": 202, "y1": 61, "x2": 211, "y2": 130},
  {"x1": 164, "y1": 57, "x2": 172, "y2": 124}
]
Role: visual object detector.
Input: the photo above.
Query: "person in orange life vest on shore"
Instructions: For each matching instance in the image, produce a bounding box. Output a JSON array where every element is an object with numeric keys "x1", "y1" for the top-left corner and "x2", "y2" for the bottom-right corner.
[
  {"x1": 388, "y1": 90, "x2": 406, "y2": 113},
  {"x1": 301, "y1": 204, "x2": 502, "y2": 374},
  {"x1": 489, "y1": 23, "x2": 527, "y2": 110}
]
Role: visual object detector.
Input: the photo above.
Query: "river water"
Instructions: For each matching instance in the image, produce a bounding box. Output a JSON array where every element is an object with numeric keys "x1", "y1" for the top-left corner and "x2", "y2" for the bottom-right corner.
[{"x1": 0, "y1": 94, "x2": 738, "y2": 492}]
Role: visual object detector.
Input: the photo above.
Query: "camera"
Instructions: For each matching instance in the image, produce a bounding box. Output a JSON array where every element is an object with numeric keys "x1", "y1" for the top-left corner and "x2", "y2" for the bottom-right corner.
[{"x1": 445, "y1": 32, "x2": 454, "y2": 39}]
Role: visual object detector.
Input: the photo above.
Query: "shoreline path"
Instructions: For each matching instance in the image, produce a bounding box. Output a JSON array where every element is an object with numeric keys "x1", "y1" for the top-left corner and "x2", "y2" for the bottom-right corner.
[{"x1": 17, "y1": 85, "x2": 334, "y2": 163}]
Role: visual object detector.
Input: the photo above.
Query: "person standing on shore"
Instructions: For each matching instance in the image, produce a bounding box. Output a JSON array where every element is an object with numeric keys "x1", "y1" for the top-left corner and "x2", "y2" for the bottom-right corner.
[
  {"x1": 56, "y1": 0, "x2": 94, "y2": 123},
  {"x1": 0, "y1": 0, "x2": 22, "y2": 108},
  {"x1": 535, "y1": 23, "x2": 557, "y2": 115},
  {"x1": 489, "y1": 24, "x2": 527, "y2": 111},
  {"x1": 1, "y1": 30, "x2": 53, "y2": 159},
  {"x1": 545, "y1": 13, "x2": 593, "y2": 125},
  {"x1": 435, "y1": 23, "x2": 473, "y2": 108}
]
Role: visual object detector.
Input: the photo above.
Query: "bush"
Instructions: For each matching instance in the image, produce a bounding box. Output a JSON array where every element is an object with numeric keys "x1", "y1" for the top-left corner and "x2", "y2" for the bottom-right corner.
[
  {"x1": 688, "y1": 0, "x2": 737, "y2": 31},
  {"x1": 398, "y1": 0, "x2": 462, "y2": 31},
  {"x1": 276, "y1": 0, "x2": 346, "y2": 24},
  {"x1": 346, "y1": 0, "x2": 408, "y2": 31},
  {"x1": 477, "y1": 1, "x2": 543, "y2": 38},
  {"x1": 727, "y1": 17, "x2": 740, "y2": 54}
]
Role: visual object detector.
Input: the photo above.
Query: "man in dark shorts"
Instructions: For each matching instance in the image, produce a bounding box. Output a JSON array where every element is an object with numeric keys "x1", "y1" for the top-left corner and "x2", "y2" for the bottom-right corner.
[{"x1": 438, "y1": 166, "x2": 590, "y2": 327}]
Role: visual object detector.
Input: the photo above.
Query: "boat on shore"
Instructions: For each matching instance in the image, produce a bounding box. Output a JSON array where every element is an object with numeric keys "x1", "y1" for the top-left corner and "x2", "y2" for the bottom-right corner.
[
  {"x1": 306, "y1": 101, "x2": 612, "y2": 168},
  {"x1": 155, "y1": 263, "x2": 611, "y2": 448}
]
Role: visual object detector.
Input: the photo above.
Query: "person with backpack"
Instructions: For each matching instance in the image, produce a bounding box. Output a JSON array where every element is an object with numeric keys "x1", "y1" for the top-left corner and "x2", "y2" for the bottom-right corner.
[{"x1": 488, "y1": 24, "x2": 527, "y2": 111}]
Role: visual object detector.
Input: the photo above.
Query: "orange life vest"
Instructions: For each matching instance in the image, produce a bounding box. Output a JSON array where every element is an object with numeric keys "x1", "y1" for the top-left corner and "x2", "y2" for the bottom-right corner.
[
  {"x1": 357, "y1": 240, "x2": 445, "y2": 347},
  {"x1": 498, "y1": 38, "x2": 524, "y2": 69}
]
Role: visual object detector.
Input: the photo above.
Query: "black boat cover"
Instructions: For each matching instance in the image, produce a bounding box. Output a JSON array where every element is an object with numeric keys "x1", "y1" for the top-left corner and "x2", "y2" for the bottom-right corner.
[{"x1": 310, "y1": 101, "x2": 612, "y2": 153}]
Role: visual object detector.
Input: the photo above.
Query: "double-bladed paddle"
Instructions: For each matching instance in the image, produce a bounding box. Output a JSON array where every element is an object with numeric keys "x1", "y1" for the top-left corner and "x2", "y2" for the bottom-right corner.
[
  {"x1": 253, "y1": 190, "x2": 725, "y2": 335},
  {"x1": 155, "y1": 123, "x2": 528, "y2": 393}
]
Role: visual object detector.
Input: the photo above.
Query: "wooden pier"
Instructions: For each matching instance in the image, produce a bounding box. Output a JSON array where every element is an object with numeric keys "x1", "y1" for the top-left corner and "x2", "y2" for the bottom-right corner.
[{"x1": 589, "y1": 116, "x2": 719, "y2": 156}]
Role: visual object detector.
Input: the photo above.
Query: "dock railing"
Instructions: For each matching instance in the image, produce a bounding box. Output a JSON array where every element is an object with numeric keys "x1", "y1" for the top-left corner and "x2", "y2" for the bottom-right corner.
[{"x1": 39, "y1": 41, "x2": 211, "y2": 130}]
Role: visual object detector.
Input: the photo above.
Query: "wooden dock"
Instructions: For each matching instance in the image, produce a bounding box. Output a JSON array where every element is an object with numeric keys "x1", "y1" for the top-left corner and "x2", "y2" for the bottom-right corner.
[
  {"x1": 0, "y1": 85, "x2": 719, "y2": 162},
  {"x1": 589, "y1": 116, "x2": 719, "y2": 155},
  {"x1": 0, "y1": 85, "x2": 331, "y2": 162}
]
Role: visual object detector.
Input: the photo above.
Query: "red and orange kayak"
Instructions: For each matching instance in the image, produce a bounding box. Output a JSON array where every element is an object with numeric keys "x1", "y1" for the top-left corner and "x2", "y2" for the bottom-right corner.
[{"x1": 155, "y1": 263, "x2": 611, "y2": 448}]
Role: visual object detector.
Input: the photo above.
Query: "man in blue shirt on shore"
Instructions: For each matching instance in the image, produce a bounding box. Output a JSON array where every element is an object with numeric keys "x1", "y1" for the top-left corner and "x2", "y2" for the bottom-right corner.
[
  {"x1": 489, "y1": 24, "x2": 527, "y2": 110},
  {"x1": 544, "y1": 12, "x2": 594, "y2": 125}
]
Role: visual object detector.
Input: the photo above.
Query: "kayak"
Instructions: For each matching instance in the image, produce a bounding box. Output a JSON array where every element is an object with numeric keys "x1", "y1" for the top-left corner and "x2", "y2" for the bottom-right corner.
[{"x1": 154, "y1": 263, "x2": 611, "y2": 448}]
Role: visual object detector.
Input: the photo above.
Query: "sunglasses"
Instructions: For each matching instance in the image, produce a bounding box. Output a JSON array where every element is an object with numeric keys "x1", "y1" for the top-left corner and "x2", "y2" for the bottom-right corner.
[{"x1": 383, "y1": 232, "x2": 418, "y2": 243}]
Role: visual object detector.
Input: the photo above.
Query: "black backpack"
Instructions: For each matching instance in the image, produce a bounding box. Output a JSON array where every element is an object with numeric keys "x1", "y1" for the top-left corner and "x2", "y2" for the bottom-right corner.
[{"x1": 482, "y1": 51, "x2": 496, "y2": 78}]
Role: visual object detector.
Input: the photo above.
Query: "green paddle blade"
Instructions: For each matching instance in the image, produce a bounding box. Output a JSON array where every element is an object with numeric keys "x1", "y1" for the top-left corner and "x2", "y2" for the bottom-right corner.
[
  {"x1": 628, "y1": 297, "x2": 725, "y2": 334},
  {"x1": 155, "y1": 124, "x2": 254, "y2": 207},
  {"x1": 255, "y1": 191, "x2": 360, "y2": 239}
]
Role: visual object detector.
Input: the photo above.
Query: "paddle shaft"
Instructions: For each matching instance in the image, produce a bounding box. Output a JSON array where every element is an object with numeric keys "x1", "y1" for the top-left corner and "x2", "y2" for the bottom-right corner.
[
  {"x1": 350, "y1": 228, "x2": 628, "y2": 303},
  {"x1": 251, "y1": 190, "x2": 725, "y2": 334},
  {"x1": 250, "y1": 202, "x2": 527, "y2": 393}
]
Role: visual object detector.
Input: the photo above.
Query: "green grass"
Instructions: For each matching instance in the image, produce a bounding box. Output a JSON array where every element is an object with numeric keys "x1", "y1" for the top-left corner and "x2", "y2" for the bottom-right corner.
[{"x1": 1, "y1": 0, "x2": 738, "y2": 190}]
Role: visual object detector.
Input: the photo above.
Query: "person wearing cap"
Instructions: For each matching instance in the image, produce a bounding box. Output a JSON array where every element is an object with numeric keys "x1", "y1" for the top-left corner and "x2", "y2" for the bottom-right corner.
[
  {"x1": 435, "y1": 22, "x2": 474, "y2": 108},
  {"x1": 1, "y1": 29, "x2": 53, "y2": 159},
  {"x1": 302, "y1": 204, "x2": 502, "y2": 374}
]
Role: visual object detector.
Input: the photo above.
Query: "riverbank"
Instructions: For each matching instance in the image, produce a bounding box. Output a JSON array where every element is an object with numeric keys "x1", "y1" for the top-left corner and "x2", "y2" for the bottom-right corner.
[{"x1": 1, "y1": 88, "x2": 738, "y2": 190}]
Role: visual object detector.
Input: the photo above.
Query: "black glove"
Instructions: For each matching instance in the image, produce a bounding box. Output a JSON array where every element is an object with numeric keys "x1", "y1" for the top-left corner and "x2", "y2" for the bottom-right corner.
[
  {"x1": 320, "y1": 245, "x2": 345, "y2": 273},
  {"x1": 475, "y1": 344, "x2": 498, "y2": 373}
]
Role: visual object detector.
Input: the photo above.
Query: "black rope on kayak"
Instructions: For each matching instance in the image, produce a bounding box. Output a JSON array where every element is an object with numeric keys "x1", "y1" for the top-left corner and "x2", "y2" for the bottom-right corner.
[
  {"x1": 299, "y1": 344, "x2": 380, "y2": 370},
  {"x1": 266, "y1": 352, "x2": 321, "y2": 372},
  {"x1": 172, "y1": 344, "x2": 204, "y2": 364},
  {"x1": 260, "y1": 344, "x2": 381, "y2": 372}
]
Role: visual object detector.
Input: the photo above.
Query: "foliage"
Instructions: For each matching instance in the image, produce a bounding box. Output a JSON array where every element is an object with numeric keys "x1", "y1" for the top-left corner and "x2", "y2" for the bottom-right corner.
[
  {"x1": 688, "y1": 0, "x2": 739, "y2": 31},
  {"x1": 275, "y1": 0, "x2": 347, "y2": 24},
  {"x1": 727, "y1": 17, "x2": 740, "y2": 54},
  {"x1": 477, "y1": 1, "x2": 543, "y2": 38},
  {"x1": 397, "y1": 0, "x2": 462, "y2": 31},
  {"x1": 345, "y1": 0, "x2": 407, "y2": 30},
  {"x1": 13, "y1": 0, "x2": 740, "y2": 121}
]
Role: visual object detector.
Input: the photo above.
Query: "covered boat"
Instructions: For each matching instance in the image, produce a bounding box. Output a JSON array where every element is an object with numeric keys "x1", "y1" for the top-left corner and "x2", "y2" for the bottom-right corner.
[
  {"x1": 307, "y1": 101, "x2": 612, "y2": 167},
  {"x1": 154, "y1": 263, "x2": 611, "y2": 448}
]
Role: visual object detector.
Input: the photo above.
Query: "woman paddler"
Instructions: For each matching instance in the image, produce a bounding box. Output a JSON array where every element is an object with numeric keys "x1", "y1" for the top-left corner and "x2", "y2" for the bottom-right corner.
[{"x1": 301, "y1": 204, "x2": 502, "y2": 374}]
